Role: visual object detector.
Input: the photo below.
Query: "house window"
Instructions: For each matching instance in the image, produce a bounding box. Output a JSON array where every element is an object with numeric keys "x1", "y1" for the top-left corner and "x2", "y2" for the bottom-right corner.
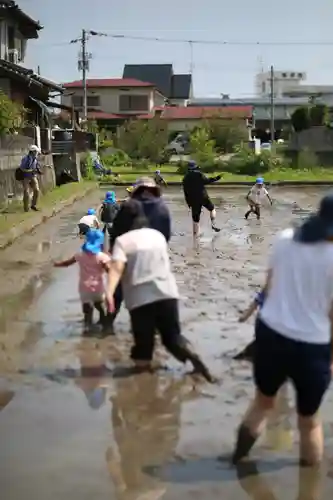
[
  {"x1": 261, "y1": 82, "x2": 266, "y2": 93},
  {"x1": 72, "y1": 95, "x2": 83, "y2": 108},
  {"x1": 290, "y1": 72, "x2": 295, "y2": 77},
  {"x1": 87, "y1": 95, "x2": 100, "y2": 107},
  {"x1": 7, "y1": 25, "x2": 14, "y2": 49},
  {"x1": 282, "y1": 73, "x2": 287, "y2": 77},
  {"x1": 119, "y1": 94, "x2": 149, "y2": 112}
]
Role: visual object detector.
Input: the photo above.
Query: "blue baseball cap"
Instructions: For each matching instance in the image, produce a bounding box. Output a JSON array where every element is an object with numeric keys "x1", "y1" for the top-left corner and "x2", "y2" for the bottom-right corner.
[
  {"x1": 294, "y1": 192, "x2": 333, "y2": 243},
  {"x1": 256, "y1": 177, "x2": 264, "y2": 184},
  {"x1": 82, "y1": 229, "x2": 104, "y2": 254},
  {"x1": 104, "y1": 191, "x2": 116, "y2": 204},
  {"x1": 188, "y1": 160, "x2": 198, "y2": 170},
  {"x1": 87, "y1": 208, "x2": 96, "y2": 215}
]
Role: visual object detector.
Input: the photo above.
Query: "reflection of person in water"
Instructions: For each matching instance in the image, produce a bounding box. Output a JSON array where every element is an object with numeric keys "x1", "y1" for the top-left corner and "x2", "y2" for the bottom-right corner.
[
  {"x1": 106, "y1": 376, "x2": 193, "y2": 499},
  {"x1": 74, "y1": 340, "x2": 108, "y2": 410},
  {"x1": 236, "y1": 460, "x2": 322, "y2": 500}
]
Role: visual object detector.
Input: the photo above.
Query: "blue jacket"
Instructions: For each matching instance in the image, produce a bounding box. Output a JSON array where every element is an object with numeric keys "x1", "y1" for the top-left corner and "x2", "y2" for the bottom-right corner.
[
  {"x1": 110, "y1": 195, "x2": 171, "y2": 247},
  {"x1": 20, "y1": 154, "x2": 39, "y2": 177}
]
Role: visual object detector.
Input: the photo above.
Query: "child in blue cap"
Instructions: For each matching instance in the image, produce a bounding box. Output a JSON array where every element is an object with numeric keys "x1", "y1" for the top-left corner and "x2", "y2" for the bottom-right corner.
[
  {"x1": 54, "y1": 229, "x2": 111, "y2": 332},
  {"x1": 233, "y1": 289, "x2": 266, "y2": 361},
  {"x1": 245, "y1": 177, "x2": 272, "y2": 220},
  {"x1": 78, "y1": 208, "x2": 100, "y2": 236}
]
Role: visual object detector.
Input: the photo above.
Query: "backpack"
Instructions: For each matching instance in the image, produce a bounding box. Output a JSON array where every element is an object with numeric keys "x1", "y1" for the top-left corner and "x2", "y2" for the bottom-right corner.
[
  {"x1": 15, "y1": 167, "x2": 24, "y2": 181},
  {"x1": 101, "y1": 202, "x2": 119, "y2": 223}
]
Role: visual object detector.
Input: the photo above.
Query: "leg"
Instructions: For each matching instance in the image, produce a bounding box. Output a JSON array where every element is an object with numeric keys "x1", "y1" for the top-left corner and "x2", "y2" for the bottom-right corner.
[
  {"x1": 130, "y1": 303, "x2": 156, "y2": 369},
  {"x1": 106, "y1": 283, "x2": 123, "y2": 331},
  {"x1": 255, "y1": 205, "x2": 261, "y2": 220},
  {"x1": 22, "y1": 177, "x2": 31, "y2": 212},
  {"x1": 233, "y1": 338, "x2": 255, "y2": 361},
  {"x1": 245, "y1": 204, "x2": 254, "y2": 220},
  {"x1": 203, "y1": 197, "x2": 220, "y2": 232},
  {"x1": 232, "y1": 319, "x2": 287, "y2": 463},
  {"x1": 190, "y1": 205, "x2": 202, "y2": 238},
  {"x1": 94, "y1": 300, "x2": 107, "y2": 327},
  {"x1": 156, "y1": 299, "x2": 214, "y2": 382},
  {"x1": 82, "y1": 302, "x2": 93, "y2": 332},
  {"x1": 30, "y1": 176, "x2": 40, "y2": 210},
  {"x1": 290, "y1": 341, "x2": 331, "y2": 466}
]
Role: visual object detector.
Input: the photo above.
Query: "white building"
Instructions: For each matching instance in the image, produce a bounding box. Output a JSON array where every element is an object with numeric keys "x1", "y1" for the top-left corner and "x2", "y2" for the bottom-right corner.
[{"x1": 255, "y1": 70, "x2": 333, "y2": 105}]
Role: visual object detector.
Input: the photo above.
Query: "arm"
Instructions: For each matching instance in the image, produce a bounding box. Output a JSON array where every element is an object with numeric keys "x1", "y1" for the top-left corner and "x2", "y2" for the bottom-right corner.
[
  {"x1": 158, "y1": 201, "x2": 172, "y2": 242},
  {"x1": 239, "y1": 300, "x2": 258, "y2": 322},
  {"x1": 54, "y1": 256, "x2": 76, "y2": 267},
  {"x1": 202, "y1": 173, "x2": 221, "y2": 185},
  {"x1": 107, "y1": 260, "x2": 126, "y2": 297},
  {"x1": 266, "y1": 190, "x2": 273, "y2": 205}
]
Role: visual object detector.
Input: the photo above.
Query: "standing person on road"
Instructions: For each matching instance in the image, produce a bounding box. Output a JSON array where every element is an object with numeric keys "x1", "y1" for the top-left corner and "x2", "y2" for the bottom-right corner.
[
  {"x1": 232, "y1": 193, "x2": 333, "y2": 467},
  {"x1": 182, "y1": 160, "x2": 221, "y2": 237},
  {"x1": 245, "y1": 177, "x2": 272, "y2": 220},
  {"x1": 107, "y1": 198, "x2": 214, "y2": 382},
  {"x1": 107, "y1": 177, "x2": 172, "y2": 331},
  {"x1": 18, "y1": 144, "x2": 41, "y2": 212}
]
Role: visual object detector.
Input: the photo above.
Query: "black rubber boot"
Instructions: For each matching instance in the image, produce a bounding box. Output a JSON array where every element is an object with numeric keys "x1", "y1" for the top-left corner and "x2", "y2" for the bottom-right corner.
[
  {"x1": 82, "y1": 303, "x2": 93, "y2": 333},
  {"x1": 232, "y1": 424, "x2": 258, "y2": 464}
]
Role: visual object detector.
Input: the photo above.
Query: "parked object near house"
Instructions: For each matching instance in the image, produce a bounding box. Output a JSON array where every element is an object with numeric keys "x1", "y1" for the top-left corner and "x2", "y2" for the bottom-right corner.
[{"x1": 165, "y1": 134, "x2": 189, "y2": 155}]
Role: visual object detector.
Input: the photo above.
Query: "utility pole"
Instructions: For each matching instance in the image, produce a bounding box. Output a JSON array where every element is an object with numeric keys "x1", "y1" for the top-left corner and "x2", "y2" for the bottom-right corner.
[
  {"x1": 71, "y1": 29, "x2": 108, "y2": 126},
  {"x1": 81, "y1": 29, "x2": 87, "y2": 122},
  {"x1": 270, "y1": 65, "x2": 275, "y2": 143}
]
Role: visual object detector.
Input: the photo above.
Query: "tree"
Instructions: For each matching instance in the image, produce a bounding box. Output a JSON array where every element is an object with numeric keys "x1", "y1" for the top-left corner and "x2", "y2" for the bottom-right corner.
[
  {"x1": 309, "y1": 104, "x2": 329, "y2": 127},
  {"x1": 205, "y1": 117, "x2": 248, "y2": 153},
  {"x1": 190, "y1": 126, "x2": 216, "y2": 167},
  {"x1": 0, "y1": 91, "x2": 25, "y2": 134},
  {"x1": 291, "y1": 106, "x2": 310, "y2": 132},
  {"x1": 116, "y1": 117, "x2": 168, "y2": 162}
]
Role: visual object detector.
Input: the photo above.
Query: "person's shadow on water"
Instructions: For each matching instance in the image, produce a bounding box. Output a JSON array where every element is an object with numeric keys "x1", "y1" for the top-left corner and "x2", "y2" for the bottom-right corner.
[{"x1": 106, "y1": 374, "x2": 200, "y2": 500}]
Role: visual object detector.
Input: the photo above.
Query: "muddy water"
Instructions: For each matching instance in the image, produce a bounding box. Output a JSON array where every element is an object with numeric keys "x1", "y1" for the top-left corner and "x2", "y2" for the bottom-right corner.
[{"x1": 1, "y1": 187, "x2": 333, "y2": 499}]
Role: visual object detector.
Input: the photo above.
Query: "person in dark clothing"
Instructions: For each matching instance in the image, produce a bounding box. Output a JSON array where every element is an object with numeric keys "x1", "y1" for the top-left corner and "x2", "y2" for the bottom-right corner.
[
  {"x1": 99, "y1": 191, "x2": 120, "y2": 250},
  {"x1": 182, "y1": 160, "x2": 221, "y2": 237},
  {"x1": 107, "y1": 177, "x2": 172, "y2": 332}
]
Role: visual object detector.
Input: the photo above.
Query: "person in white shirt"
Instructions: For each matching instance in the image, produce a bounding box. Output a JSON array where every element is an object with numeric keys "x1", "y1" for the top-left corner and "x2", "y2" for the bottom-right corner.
[
  {"x1": 106, "y1": 198, "x2": 214, "y2": 382},
  {"x1": 78, "y1": 208, "x2": 100, "y2": 236},
  {"x1": 245, "y1": 177, "x2": 272, "y2": 220},
  {"x1": 233, "y1": 193, "x2": 333, "y2": 466}
]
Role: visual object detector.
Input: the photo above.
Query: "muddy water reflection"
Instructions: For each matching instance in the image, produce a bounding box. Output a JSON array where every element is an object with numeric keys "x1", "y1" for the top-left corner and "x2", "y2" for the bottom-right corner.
[{"x1": 1, "y1": 187, "x2": 333, "y2": 499}]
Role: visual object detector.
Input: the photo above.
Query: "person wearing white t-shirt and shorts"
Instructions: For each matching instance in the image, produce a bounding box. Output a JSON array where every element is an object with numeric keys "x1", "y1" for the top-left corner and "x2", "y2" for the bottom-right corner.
[
  {"x1": 233, "y1": 193, "x2": 333, "y2": 467},
  {"x1": 245, "y1": 177, "x2": 272, "y2": 220},
  {"x1": 106, "y1": 198, "x2": 214, "y2": 382}
]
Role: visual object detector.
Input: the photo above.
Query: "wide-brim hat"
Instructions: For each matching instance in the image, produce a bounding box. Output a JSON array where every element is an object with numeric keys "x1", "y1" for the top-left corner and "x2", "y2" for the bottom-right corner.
[
  {"x1": 131, "y1": 176, "x2": 161, "y2": 197},
  {"x1": 82, "y1": 229, "x2": 104, "y2": 254},
  {"x1": 294, "y1": 193, "x2": 333, "y2": 243}
]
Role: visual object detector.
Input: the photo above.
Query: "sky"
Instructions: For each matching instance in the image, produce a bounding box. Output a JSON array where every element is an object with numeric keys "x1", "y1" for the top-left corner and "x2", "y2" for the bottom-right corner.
[{"x1": 18, "y1": 0, "x2": 333, "y2": 98}]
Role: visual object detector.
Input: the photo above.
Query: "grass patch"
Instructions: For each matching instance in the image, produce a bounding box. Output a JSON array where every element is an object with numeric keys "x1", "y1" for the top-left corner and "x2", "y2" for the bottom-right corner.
[
  {"x1": 101, "y1": 166, "x2": 333, "y2": 185},
  {"x1": 0, "y1": 181, "x2": 96, "y2": 235}
]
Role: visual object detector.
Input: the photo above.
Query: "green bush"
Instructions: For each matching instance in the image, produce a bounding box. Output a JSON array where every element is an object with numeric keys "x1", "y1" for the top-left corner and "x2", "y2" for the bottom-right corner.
[
  {"x1": 291, "y1": 106, "x2": 310, "y2": 132},
  {"x1": 176, "y1": 161, "x2": 188, "y2": 175},
  {"x1": 224, "y1": 146, "x2": 287, "y2": 175},
  {"x1": 103, "y1": 149, "x2": 131, "y2": 167},
  {"x1": 82, "y1": 153, "x2": 96, "y2": 180},
  {"x1": 190, "y1": 127, "x2": 216, "y2": 166}
]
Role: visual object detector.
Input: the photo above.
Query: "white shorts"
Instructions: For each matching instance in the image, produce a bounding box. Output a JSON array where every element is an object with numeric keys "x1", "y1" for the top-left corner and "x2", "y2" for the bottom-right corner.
[{"x1": 80, "y1": 290, "x2": 105, "y2": 304}]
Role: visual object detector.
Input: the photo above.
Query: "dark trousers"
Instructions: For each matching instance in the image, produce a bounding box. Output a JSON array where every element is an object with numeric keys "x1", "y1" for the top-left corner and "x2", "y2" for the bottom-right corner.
[
  {"x1": 130, "y1": 299, "x2": 196, "y2": 362},
  {"x1": 245, "y1": 205, "x2": 261, "y2": 220}
]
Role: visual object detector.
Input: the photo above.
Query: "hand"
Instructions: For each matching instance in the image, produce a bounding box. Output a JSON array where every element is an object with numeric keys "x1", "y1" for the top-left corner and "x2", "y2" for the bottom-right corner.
[
  {"x1": 238, "y1": 313, "x2": 247, "y2": 323},
  {"x1": 216, "y1": 175, "x2": 222, "y2": 181}
]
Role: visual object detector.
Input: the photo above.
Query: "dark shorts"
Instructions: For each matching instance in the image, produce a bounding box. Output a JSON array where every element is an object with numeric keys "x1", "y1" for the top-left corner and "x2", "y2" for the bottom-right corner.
[
  {"x1": 129, "y1": 299, "x2": 181, "y2": 361},
  {"x1": 254, "y1": 318, "x2": 331, "y2": 416},
  {"x1": 191, "y1": 197, "x2": 215, "y2": 223}
]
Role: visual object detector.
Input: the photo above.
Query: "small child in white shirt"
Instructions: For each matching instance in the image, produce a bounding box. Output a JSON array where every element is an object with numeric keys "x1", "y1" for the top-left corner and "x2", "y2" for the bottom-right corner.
[{"x1": 245, "y1": 177, "x2": 272, "y2": 220}]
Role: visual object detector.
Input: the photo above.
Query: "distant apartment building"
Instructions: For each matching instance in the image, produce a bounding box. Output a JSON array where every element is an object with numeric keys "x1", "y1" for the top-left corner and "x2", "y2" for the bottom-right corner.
[{"x1": 255, "y1": 70, "x2": 333, "y2": 104}]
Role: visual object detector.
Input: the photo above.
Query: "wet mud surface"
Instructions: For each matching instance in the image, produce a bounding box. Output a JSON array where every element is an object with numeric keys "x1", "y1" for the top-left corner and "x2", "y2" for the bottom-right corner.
[{"x1": 1, "y1": 186, "x2": 333, "y2": 499}]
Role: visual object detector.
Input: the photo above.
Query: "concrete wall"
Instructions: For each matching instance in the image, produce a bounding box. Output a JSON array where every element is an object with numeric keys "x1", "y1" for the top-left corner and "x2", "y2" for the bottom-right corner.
[
  {"x1": 0, "y1": 140, "x2": 55, "y2": 206},
  {"x1": 288, "y1": 127, "x2": 333, "y2": 166},
  {"x1": 61, "y1": 86, "x2": 157, "y2": 116}
]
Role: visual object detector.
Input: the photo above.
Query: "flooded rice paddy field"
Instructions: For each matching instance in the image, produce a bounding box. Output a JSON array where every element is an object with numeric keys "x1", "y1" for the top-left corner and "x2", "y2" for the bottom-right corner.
[{"x1": 1, "y1": 186, "x2": 333, "y2": 499}]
